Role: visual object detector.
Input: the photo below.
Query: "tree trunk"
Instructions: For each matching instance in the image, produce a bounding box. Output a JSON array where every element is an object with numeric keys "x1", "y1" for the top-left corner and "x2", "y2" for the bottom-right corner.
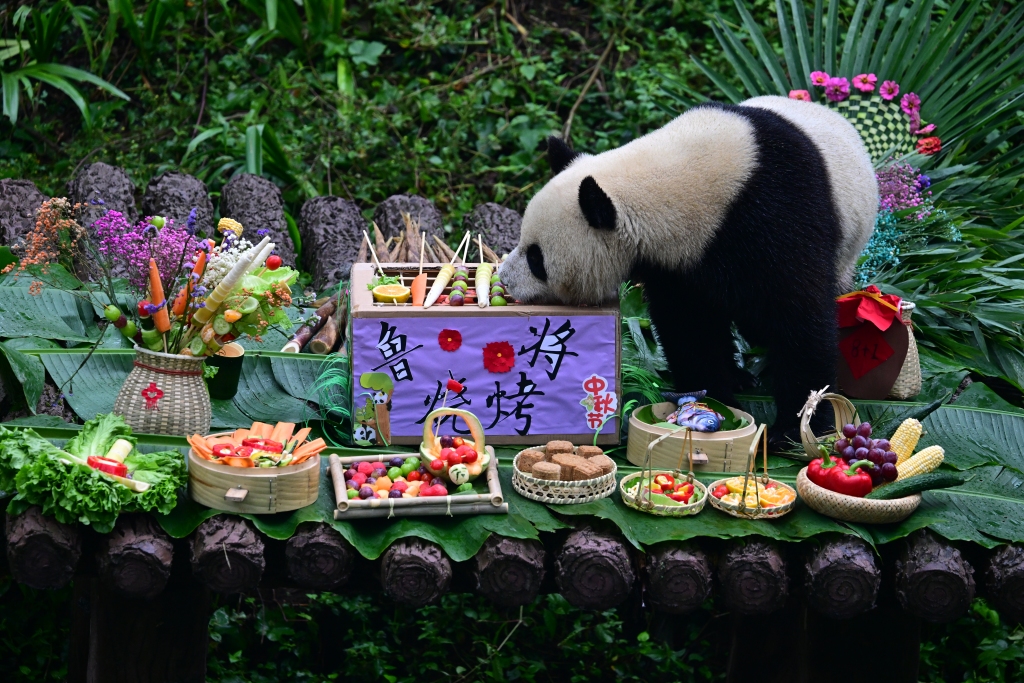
[
  {"x1": 803, "y1": 536, "x2": 880, "y2": 619},
  {"x1": 895, "y1": 530, "x2": 975, "y2": 623},
  {"x1": 380, "y1": 537, "x2": 452, "y2": 606},
  {"x1": 644, "y1": 541, "x2": 712, "y2": 614},
  {"x1": 472, "y1": 536, "x2": 546, "y2": 607},
  {"x1": 985, "y1": 544, "x2": 1024, "y2": 623},
  {"x1": 97, "y1": 514, "x2": 174, "y2": 600},
  {"x1": 189, "y1": 515, "x2": 265, "y2": 593},
  {"x1": 5, "y1": 505, "x2": 81, "y2": 590},
  {"x1": 285, "y1": 522, "x2": 354, "y2": 590},
  {"x1": 718, "y1": 539, "x2": 787, "y2": 615},
  {"x1": 555, "y1": 525, "x2": 635, "y2": 611}
]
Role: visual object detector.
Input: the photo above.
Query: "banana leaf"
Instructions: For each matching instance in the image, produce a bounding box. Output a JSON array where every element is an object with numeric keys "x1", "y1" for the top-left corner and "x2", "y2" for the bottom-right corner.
[
  {"x1": 0, "y1": 287, "x2": 96, "y2": 342},
  {"x1": 0, "y1": 341, "x2": 45, "y2": 413}
]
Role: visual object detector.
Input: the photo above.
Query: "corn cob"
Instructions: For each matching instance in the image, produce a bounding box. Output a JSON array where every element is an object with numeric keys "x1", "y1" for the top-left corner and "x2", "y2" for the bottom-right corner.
[
  {"x1": 896, "y1": 445, "x2": 944, "y2": 481},
  {"x1": 890, "y1": 418, "x2": 923, "y2": 465}
]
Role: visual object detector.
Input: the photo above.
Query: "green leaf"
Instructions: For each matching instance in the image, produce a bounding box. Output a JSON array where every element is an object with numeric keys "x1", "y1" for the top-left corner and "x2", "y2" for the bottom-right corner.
[
  {"x1": 0, "y1": 341, "x2": 45, "y2": 414},
  {"x1": 348, "y1": 40, "x2": 385, "y2": 66},
  {"x1": 270, "y1": 356, "x2": 322, "y2": 405},
  {"x1": 233, "y1": 355, "x2": 313, "y2": 424},
  {"x1": 0, "y1": 287, "x2": 95, "y2": 341},
  {"x1": 0, "y1": 264, "x2": 82, "y2": 290},
  {"x1": 38, "y1": 351, "x2": 133, "y2": 421},
  {"x1": 1, "y1": 70, "x2": 19, "y2": 123}
]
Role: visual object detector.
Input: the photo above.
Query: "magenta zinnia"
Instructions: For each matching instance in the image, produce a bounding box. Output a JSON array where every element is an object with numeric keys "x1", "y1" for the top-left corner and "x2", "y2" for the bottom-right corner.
[
  {"x1": 879, "y1": 80, "x2": 899, "y2": 100},
  {"x1": 810, "y1": 71, "x2": 830, "y2": 87},
  {"x1": 789, "y1": 89, "x2": 811, "y2": 102},
  {"x1": 825, "y1": 76, "x2": 850, "y2": 102},
  {"x1": 852, "y1": 73, "x2": 877, "y2": 92}
]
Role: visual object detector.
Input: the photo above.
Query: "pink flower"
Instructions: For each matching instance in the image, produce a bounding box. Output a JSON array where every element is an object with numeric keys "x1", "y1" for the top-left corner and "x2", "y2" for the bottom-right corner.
[
  {"x1": 852, "y1": 73, "x2": 877, "y2": 92},
  {"x1": 879, "y1": 80, "x2": 900, "y2": 100},
  {"x1": 825, "y1": 76, "x2": 850, "y2": 102},
  {"x1": 901, "y1": 92, "x2": 921, "y2": 115},
  {"x1": 915, "y1": 123, "x2": 936, "y2": 135},
  {"x1": 810, "y1": 71, "x2": 830, "y2": 87},
  {"x1": 789, "y1": 89, "x2": 811, "y2": 102}
]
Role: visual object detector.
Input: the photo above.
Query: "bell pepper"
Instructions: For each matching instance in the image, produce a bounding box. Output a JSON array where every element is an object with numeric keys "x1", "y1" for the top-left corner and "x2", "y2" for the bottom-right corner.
[
  {"x1": 807, "y1": 456, "x2": 843, "y2": 486},
  {"x1": 822, "y1": 459, "x2": 875, "y2": 497},
  {"x1": 242, "y1": 438, "x2": 283, "y2": 453},
  {"x1": 211, "y1": 443, "x2": 235, "y2": 459},
  {"x1": 87, "y1": 455, "x2": 129, "y2": 478},
  {"x1": 654, "y1": 474, "x2": 675, "y2": 489}
]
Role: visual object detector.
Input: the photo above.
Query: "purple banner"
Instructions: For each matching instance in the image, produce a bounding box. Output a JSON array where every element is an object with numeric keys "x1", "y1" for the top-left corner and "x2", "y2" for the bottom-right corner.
[{"x1": 350, "y1": 314, "x2": 618, "y2": 443}]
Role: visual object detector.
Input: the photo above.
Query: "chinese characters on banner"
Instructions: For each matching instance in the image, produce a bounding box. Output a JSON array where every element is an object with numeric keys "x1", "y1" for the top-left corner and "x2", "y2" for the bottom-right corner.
[{"x1": 351, "y1": 315, "x2": 618, "y2": 442}]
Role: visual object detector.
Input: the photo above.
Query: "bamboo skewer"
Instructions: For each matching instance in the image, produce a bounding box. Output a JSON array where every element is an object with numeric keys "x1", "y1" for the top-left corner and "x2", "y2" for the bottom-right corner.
[{"x1": 362, "y1": 230, "x2": 386, "y2": 278}]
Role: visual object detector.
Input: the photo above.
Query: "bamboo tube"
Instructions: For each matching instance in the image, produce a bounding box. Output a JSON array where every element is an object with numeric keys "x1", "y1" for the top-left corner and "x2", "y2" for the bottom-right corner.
[
  {"x1": 481, "y1": 242, "x2": 501, "y2": 264},
  {"x1": 356, "y1": 233, "x2": 369, "y2": 263},
  {"x1": 308, "y1": 316, "x2": 339, "y2": 354},
  {"x1": 421, "y1": 240, "x2": 438, "y2": 264},
  {"x1": 335, "y1": 503, "x2": 509, "y2": 520},
  {"x1": 485, "y1": 453, "x2": 503, "y2": 506},
  {"x1": 372, "y1": 222, "x2": 390, "y2": 264},
  {"x1": 328, "y1": 455, "x2": 347, "y2": 510}
]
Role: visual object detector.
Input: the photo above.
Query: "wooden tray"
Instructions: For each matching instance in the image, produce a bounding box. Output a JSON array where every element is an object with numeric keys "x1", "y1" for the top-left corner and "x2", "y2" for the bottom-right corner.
[
  {"x1": 328, "y1": 451, "x2": 506, "y2": 519},
  {"x1": 188, "y1": 432, "x2": 319, "y2": 514}
]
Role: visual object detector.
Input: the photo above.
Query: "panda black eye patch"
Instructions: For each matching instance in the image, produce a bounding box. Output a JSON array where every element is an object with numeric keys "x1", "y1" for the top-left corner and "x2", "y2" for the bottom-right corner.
[{"x1": 526, "y1": 244, "x2": 547, "y2": 281}]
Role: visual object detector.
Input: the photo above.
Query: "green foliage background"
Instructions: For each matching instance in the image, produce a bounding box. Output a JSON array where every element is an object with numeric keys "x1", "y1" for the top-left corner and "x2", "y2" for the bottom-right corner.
[{"x1": 3, "y1": 0, "x2": 1024, "y2": 681}]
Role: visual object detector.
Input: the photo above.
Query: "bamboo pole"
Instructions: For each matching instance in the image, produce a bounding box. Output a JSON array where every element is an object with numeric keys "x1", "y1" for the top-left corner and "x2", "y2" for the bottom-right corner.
[{"x1": 334, "y1": 503, "x2": 509, "y2": 520}]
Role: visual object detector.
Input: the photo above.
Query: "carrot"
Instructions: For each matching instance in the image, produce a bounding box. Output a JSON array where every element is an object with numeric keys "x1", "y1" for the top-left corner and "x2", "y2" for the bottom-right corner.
[
  {"x1": 269, "y1": 422, "x2": 295, "y2": 445},
  {"x1": 171, "y1": 251, "x2": 208, "y2": 316},
  {"x1": 249, "y1": 422, "x2": 272, "y2": 439},
  {"x1": 222, "y1": 456, "x2": 255, "y2": 468},
  {"x1": 149, "y1": 258, "x2": 171, "y2": 333},
  {"x1": 188, "y1": 435, "x2": 213, "y2": 459},
  {"x1": 411, "y1": 273, "x2": 427, "y2": 306},
  {"x1": 292, "y1": 427, "x2": 312, "y2": 447},
  {"x1": 232, "y1": 428, "x2": 250, "y2": 445},
  {"x1": 292, "y1": 438, "x2": 326, "y2": 461}
]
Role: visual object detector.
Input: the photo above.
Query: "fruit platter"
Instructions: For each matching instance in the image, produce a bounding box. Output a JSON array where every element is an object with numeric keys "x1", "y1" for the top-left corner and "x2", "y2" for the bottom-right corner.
[
  {"x1": 186, "y1": 421, "x2": 326, "y2": 514},
  {"x1": 796, "y1": 418, "x2": 965, "y2": 524},
  {"x1": 512, "y1": 440, "x2": 618, "y2": 505},
  {"x1": 328, "y1": 407, "x2": 506, "y2": 519},
  {"x1": 620, "y1": 429, "x2": 708, "y2": 517},
  {"x1": 707, "y1": 424, "x2": 798, "y2": 520}
]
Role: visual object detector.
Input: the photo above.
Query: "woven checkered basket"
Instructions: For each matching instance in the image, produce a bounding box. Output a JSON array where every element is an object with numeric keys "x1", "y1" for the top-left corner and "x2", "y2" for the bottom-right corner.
[{"x1": 827, "y1": 93, "x2": 915, "y2": 163}]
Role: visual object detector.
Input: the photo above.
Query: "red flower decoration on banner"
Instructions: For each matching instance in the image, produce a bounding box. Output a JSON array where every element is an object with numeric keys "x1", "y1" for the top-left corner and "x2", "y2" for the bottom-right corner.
[
  {"x1": 438, "y1": 329, "x2": 462, "y2": 352},
  {"x1": 483, "y1": 341, "x2": 515, "y2": 373},
  {"x1": 140, "y1": 382, "x2": 164, "y2": 410}
]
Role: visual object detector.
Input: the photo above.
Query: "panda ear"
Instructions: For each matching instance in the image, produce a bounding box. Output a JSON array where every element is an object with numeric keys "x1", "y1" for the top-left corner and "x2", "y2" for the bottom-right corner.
[
  {"x1": 547, "y1": 136, "x2": 580, "y2": 175},
  {"x1": 578, "y1": 176, "x2": 616, "y2": 231}
]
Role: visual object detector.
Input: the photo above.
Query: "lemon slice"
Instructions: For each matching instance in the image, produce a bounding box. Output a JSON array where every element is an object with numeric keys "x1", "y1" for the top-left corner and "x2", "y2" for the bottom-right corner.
[{"x1": 373, "y1": 284, "x2": 411, "y2": 303}]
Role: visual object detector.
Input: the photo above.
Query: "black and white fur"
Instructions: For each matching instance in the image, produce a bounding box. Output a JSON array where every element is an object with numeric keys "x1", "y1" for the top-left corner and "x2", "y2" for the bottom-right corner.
[{"x1": 499, "y1": 96, "x2": 878, "y2": 441}]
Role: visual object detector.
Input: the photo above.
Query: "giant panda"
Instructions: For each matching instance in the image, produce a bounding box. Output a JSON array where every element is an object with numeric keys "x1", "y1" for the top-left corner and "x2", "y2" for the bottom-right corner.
[{"x1": 499, "y1": 95, "x2": 878, "y2": 445}]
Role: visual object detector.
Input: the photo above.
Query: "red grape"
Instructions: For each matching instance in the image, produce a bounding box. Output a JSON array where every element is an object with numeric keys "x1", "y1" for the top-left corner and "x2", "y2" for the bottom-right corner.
[
  {"x1": 883, "y1": 451, "x2": 898, "y2": 464},
  {"x1": 857, "y1": 422, "x2": 873, "y2": 437},
  {"x1": 880, "y1": 462, "x2": 898, "y2": 482},
  {"x1": 842, "y1": 424, "x2": 858, "y2": 439},
  {"x1": 842, "y1": 446, "x2": 856, "y2": 461},
  {"x1": 851, "y1": 435, "x2": 868, "y2": 450},
  {"x1": 874, "y1": 439, "x2": 891, "y2": 452},
  {"x1": 867, "y1": 448, "x2": 884, "y2": 465},
  {"x1": 854, "y1": 447, "x2": 870, "y2": 461},
  {"x1": 834, "y1": 438, "x2": 850, "y2": 453}
]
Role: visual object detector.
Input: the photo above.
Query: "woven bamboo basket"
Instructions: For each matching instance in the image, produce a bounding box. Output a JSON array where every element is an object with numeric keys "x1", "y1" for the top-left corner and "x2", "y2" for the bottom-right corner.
[
  {"x1": 707, "y1": 424, "x2": 797, "y2": 520},
  {"x1": 796, "y1": 467, "x2": 920, "y2": 523},
  {"x1": 114, "y1": 346, "x2": 211, "y2": 436},
  {"x1": 626, "y1": 402, "x2": 758, "y2": 471},
  {"x1": 188, "y1": 434, "x2": 319, "y2": 514},
  {"x1": 620, "y1": 429, "x2": 707, "y2": 517},
  {"x1": 798, "y1": 388, "x2": 860, "y2": 462},
  {"x1": 512, "y1": 446, "x2": 617, "y2": 505},
  {"x1": 418, "y1": 407, "x2": 491, "y2": 483},
  {"x1": 888, "y1": 302, "x2": 922, "y2": 400}
]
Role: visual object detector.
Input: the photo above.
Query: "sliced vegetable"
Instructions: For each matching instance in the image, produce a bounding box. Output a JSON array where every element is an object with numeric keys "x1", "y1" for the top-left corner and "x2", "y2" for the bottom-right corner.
[
  {"x1": 242, "y1": 438, "x2": 282, "y2": 453},
  {"x1": 104, "y1": 439, "x2": 134, "y2": 463},
  {"x1": 424, "y1": 264, "x2": 455, "y2": 308},
  {"x1": 213, "y1": 316, "x2": 232, "y2": 335},
  {"x1": 211, "y1": 443, "x2": 235, "y2": 458},
  {"x1": 148, "y1": 258, "x2": 171, "y2": 334},
  {"x1": 864, "y1": 471, "x2": 965, "y2": 499},
  {"x1": 475, "y1": 263, "x2": 492, "y2": 309},
  {"x1": 87, "y1": 455, "x2": 129, "y2": 478},
  {"x1": 269, "y1": 422, "x2": 295, "y2": 445}
]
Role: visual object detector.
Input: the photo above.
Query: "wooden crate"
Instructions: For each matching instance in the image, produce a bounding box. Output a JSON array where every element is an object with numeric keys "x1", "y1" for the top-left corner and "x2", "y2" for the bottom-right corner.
[
  {"x1": 188, "y1": 434, "x2": 319, "y2": 514},
  {"x1": 348, "y1": 263, "x2": 621, "y2": 446},
  {"x1": 625, "y1": 402, "x2": 759, "y2": 472}
]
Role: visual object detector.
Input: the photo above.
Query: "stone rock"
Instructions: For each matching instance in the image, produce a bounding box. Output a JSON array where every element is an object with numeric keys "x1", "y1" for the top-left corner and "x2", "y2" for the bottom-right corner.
[
  {"x1": 463, "y1": 203, "x2": 522, "y2": 256},
  {"x1": 141, "y1": 172, "x2": 215, "y2": 235},
  {"x1": 66, "y1": 162, "x2": 138, "y2": 229},
  {"x1": 219, "y1": 173, "x2": 295, "y2": 266},
  {"x1": 298, "y1": 196, "x2": 365, "y2": 291},
  {"x1": 372, "y1": 194, "x2": 443, "y2": 242},
  {"x1": 0, "y1": 179, "x2": 48, "y2": 246}
]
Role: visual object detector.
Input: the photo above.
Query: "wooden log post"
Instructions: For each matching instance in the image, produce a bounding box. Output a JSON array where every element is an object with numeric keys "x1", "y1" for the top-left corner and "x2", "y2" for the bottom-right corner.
[
  {"x1": 555, "y1": 525, "x2": 635, "y2": 611},
  {"x1": 896, "y1": 530, "x2": 975, "y2": 623},
  {"x1": 985, "y1": 544, "x2": 1024, "y2": 623},
  {"x1": 472, "y1": 536, "x2": 546, "y2": 607},
  {"x1": 285, "y1": 522, "x2": 355, "y2": 590},
  {"x1": 97, "y1": 514, "x2": 174, "y2": 600},
  {"x1": 645, "y1": 541, "x2": 712, "y2": 614},
  {"x1": 5, "y1": 505, "x2": 81, "y2": 590},
  {"x1": 380, "y1": 538, "x2": 452, "y2": 606},
  {"x1": 718, "y1": 539, "x2": 788, "y2": 615},
  {"x1": 804, "y1": 536, "x2": 880, "y2": 619},
  {"x1": 190, "y1": 515, "x2": 265, "y2": 593}
]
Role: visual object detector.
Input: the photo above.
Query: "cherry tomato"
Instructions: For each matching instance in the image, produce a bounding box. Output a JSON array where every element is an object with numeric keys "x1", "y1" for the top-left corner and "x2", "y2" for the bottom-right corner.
[{"x1": 265, "y1": 254, "x2": 282, "y2": 270}]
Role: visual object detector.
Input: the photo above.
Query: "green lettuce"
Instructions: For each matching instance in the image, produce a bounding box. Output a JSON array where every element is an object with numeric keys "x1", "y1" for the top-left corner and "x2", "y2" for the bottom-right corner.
[{"x1": 0, "y1": 416, "x2": 187, "y2": 532}]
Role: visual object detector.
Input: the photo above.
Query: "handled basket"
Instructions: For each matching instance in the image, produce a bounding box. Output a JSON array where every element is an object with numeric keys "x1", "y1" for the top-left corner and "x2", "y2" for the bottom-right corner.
[
  {"x1": 796, "y1": 467, "x2": 920, "y2": 524},
  {"x1": 888, "y1": 302, "x2": 922, "y2": 400},
  {"x1": 620, "y1": 428, "x2": 707, "y2": 517},
  {"x1": 419, "y1": 407, "x2": 492, "y2": 483},
  {"x1": 707, "y1": 424, "x2": 797, "y2": 520},
  {"x1": 798, "y1": 387, "x2": 860, "y2": 462},
  {"x1": 512, "y1": 446, "x2": 617, "y2": 505}
]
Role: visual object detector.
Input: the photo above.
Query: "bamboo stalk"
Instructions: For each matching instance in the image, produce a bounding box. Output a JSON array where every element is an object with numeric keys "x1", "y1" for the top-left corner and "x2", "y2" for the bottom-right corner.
[
  {"x1": 362, "y1": 230, "x2": 386, "y2": 277},
  {"x1": 372, "y1": 222, "x2": 390, "y2": 264},
  {"x1": 431, "y1": 234, "x2": 455, "y2": 261},
  {"x1": 481, "y1": 242, "x2": 501, "y2": 264},
  {"x1": 388, "y1": 235, "x2": 403, "y2": 262},
  {"x1": 328, "y1": 455, "x2": 347, "y2": 510},
  {"x1": 335, "y1": 503, "x2": 509, "y2": 520},
  {"x1": 356, "y1": 233, "x2": 369, "y2": 263}
]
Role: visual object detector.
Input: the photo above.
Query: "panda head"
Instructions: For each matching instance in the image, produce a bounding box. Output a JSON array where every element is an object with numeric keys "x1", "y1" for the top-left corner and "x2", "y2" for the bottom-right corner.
[{"x1": 499, "y1": 136, "x2": 633, "y2": 306}]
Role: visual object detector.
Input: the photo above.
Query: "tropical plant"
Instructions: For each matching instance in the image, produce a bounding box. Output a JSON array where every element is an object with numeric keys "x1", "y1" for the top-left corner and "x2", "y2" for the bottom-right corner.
[
  {"x1": 660, "y1": 0, "x2": 1024, "y2": 396},
  {"x1": 1, "y1": 2, "x2": 128, "y2": 126}
]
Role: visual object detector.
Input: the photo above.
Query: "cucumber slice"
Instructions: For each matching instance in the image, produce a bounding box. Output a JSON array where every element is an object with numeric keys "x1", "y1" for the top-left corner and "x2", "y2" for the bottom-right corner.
[
  {"x1": 238, "y1": 297, "x2": 259, "y2": 315},
  {"x1": 212, "y1": 316, "x2": 233, "y2": 336},
  {"x1": 189, "y1": 336, "x2": 205, "y2": 356}
]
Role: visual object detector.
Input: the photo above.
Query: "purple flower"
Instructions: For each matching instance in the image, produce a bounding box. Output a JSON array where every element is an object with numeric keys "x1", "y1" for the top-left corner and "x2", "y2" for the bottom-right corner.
[
  {"x1": 184, "y1": 261, "x2": 195, "y2": 270},
  {"x1": 917, "y1": 175, "x2": 931, "y2": 189},
  {"x1": 185, "y1": 207, "x2": 198, "y2": 236},
  {"x1": 901, "y1": 92, "x2": 921, "y2": 116},
  {"x1": 825, "y1": 76, "x2": 850, "y2": 102},
  {"x1": 876, "y1": 160, "x2": 932, "y2": 218},
  {"x1": 143, "y1": 301, "x2": 165, "y2": 315},
  {"x1": 97, "y1": 199, "x2": 105, "y2": 206},
  {"x1": 256, "y1": 228, "x2": 269, "y2": 237}
]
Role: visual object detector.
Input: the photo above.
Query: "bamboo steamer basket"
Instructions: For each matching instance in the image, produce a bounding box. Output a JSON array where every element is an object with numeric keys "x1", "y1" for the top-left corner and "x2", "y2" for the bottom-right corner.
[
  {"x1": 620, "y1": 429, "x2": 708, "y2": 517},
  {"x1": 188, "y1": 433, "x2": 320, "y2": 514},
  {"x1": 626, "y1": 402, "x2": 757, "y2": 471},
  {"x1": 796, "y1": 468, "x2": 920, "y2": 523},
  {"x1": 798, "y1": 387, "x2": 860, "y2": 462},
  {"x1": 707, "y1": 424, "x2": 797, "y2": 520}
]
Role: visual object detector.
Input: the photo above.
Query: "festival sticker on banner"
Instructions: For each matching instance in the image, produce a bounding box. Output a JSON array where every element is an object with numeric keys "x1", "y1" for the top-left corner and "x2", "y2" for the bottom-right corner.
[{"x1": 349, "y1": 314, "x2": 620, "y2": 445}]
